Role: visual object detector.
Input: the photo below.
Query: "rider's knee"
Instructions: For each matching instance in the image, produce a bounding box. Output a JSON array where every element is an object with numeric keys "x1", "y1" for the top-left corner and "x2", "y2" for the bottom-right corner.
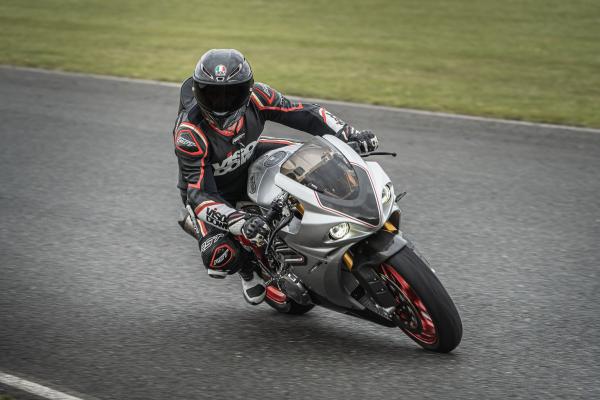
[{"x1": 198, "y1": 233, "x2": 244, "y2": 278}]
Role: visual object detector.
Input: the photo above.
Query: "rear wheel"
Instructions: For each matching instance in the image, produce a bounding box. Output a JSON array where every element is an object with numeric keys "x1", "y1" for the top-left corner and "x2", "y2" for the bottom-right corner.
[
  {"x1": 381, "y1": 246, "x2": 462, "y2": 352},
  {"x1": 265, "y1": 285, "x2": 314, "y2": 315}
]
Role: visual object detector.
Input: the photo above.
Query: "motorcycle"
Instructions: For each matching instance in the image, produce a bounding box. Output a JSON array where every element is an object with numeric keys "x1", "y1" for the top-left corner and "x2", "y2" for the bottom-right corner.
[{"x1": 203, "y1": 134, "x2": 462, "y2": 353}]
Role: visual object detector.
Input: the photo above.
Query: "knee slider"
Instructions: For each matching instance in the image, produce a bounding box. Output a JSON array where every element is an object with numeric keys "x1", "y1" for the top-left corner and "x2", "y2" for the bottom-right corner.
[{"x1": 199, "y1": 233, "x2": 243, "y2": 278}]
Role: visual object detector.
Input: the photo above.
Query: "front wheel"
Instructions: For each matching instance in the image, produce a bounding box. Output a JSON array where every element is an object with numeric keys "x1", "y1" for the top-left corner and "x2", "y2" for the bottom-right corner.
[{"x1": 381, "y1": 246, "x2": 462, "y2": 353}]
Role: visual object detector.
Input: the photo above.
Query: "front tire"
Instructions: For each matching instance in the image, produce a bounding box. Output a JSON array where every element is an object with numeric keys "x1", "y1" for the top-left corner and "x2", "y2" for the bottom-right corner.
[{"x1": 382, "y1": 246, "x2": 462, "y2": 353}]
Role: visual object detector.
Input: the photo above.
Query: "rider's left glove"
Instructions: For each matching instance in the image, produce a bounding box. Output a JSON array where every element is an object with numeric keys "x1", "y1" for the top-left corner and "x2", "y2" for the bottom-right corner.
[
  {"x1": 339, "y1": 126, "x2": 379, "y2": 154},
  {"x1": 349, "y1": 129, "x2": 379, "y2": 154},
  {"x1": 227, "y1": 212, "x2": 271, "y2": 247}
]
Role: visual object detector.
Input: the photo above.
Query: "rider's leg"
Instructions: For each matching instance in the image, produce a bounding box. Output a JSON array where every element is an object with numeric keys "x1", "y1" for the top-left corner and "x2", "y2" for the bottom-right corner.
[
  {"x1": 229, "y1": 138, "x2": 299, "y2": 302},
  {"x1": 238, "y1": 267, "x2": 267, "y2": 305},
  {"x1": 198, "y1": 226, "x2": 243, "y2": 278},
  {"x1": 196, "y1": 223, "x2": 266, "y2": 304}
]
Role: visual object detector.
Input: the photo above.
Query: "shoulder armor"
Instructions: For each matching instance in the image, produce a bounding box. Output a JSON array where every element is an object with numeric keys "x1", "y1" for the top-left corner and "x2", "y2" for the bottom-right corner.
[
  {"x1": 174, "y1": 122, "x2": 208, "y2": 157},
  {"x1": 252, "y1": 82, "x2": 279, "y2": 106},
  {"x1": 251, "y1": 82, "x2": 302, "y2": 111}
]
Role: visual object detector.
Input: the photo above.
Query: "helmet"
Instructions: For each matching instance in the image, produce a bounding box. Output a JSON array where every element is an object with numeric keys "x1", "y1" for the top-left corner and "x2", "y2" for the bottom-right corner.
[{"x1": 192, "y1": 49, "x2": 254, "y2": 130}]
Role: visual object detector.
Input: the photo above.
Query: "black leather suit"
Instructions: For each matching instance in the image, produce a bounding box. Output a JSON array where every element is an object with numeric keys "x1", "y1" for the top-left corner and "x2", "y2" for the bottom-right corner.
[{"x1": 173, "y1": 77, "x2": 360, "y2": 274}]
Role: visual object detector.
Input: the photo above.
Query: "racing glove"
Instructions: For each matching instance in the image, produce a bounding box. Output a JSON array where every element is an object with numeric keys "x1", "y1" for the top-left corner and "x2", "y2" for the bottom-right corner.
[
  {"x1": 338, "y1": 126, "x2": 379, "y2": 154},
  {"x1": 227, "y1": 212, "x2": 271, "y2": 246}
]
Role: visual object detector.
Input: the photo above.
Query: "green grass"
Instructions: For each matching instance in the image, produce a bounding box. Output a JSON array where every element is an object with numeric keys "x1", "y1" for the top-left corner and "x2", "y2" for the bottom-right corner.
[{"x1": 1, "y1": 0, "x2": 599, "y2": 127}]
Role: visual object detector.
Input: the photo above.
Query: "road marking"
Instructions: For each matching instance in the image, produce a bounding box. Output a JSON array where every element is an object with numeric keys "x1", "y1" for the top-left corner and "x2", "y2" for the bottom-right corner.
[
  {"x1": 293, "y1": 96, "x2": 600, "y2": 134},
  {"x1": 0, "y1": 64, "x2": 179, "y2": 88},
  {"x1": 1, "y1": 64, "x2": 599, "y2": 134},
  {"x1": 0, "y1": 371, "x2": 93, "y2": 400}
]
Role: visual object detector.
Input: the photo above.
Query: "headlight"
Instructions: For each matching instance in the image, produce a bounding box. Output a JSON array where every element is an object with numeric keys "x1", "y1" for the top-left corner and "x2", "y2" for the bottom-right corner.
[
  {"x1": 382, "y1": 183, "x2": 393, "y2": 203},
  {"x1": 329, "y1": 222, "x2": 350, "y2": 240}
]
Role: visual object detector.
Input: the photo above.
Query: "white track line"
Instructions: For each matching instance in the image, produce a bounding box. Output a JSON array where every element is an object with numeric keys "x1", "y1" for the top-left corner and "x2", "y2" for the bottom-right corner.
[
  {"x1": 0, "y1": 371, "x2": 91, "y2": 400},
  {"x1": 0, "y1": 65, "x2": 179, "y2": 88},
  {"x1": 1, "y1": 64, "x2": 599, "y2": 134}
]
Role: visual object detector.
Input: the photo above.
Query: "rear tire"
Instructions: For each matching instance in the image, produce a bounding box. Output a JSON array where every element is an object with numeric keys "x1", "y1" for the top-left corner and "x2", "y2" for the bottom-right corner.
[
  {"x1": 265, "y1": 294, "x2": 314, "y2": 315},
  {"x1": 383, "y1": 246, "x2": 462, "y2": 353}
]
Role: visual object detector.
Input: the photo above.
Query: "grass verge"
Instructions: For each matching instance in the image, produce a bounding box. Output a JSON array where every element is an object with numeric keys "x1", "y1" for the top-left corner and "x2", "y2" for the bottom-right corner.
[{"x1": 1, "y1": 0, "x2": 599, "y2": 127}]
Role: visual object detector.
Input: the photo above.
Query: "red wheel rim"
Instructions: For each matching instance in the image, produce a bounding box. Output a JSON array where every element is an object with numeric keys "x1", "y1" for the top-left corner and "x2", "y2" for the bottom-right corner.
[{"x1": 381, "y1": 264, "x2": 438, "y2": 345}]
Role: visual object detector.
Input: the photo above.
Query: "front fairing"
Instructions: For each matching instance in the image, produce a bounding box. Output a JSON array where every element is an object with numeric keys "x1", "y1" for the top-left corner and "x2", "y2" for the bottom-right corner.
[
  {"x1": 280, "y1": 135, "x2": 389, "y2": 228},
  {"x1": 248, "y1": 135, "x2": 399, "y2": 310},
  {"x1": 272, "y1": 136, "x2": 395, "y2": 257},
  {"x1": 247, "y1": 134, "x2": 396, "y2": 259}
]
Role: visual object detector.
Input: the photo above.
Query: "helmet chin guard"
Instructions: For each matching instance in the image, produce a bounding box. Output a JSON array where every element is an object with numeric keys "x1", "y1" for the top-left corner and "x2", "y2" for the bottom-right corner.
[{"x1": 198, "y1": 100, "x2": 249, "y2": 131}]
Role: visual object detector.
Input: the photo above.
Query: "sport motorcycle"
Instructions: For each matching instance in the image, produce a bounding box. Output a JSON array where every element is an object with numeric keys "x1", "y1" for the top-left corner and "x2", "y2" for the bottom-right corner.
[{"x1": 194, "y1": 134, "x2": 462, "y2": 352}]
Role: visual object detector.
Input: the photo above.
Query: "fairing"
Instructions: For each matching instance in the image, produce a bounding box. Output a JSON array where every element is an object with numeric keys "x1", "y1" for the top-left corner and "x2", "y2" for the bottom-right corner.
[
  {"x1": 247, "y1": 135, "x2": 403, "y2": 310},
  {"x1": 281, "y1": 137, "x2": 380, "y2": 226}
]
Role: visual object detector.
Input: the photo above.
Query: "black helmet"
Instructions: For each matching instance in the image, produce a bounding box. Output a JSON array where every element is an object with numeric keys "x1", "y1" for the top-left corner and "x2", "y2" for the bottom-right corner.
[{"x1": 192, "y1": 49, "x2": 254, "y2": 130}]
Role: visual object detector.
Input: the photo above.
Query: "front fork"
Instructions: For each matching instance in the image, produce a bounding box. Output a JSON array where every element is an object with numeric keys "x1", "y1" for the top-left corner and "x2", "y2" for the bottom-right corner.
[{"x1": 347, "y1": 227, "x2": 408, "y2": 316}]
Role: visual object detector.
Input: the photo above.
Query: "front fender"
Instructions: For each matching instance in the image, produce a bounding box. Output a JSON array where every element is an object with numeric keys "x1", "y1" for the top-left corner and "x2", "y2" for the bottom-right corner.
[
  {"x1": 353, "y1": 229, "x2": 408, "y2": 266},
  {"x1": 350, "y1": 230, "x2": 408, "y2": 308}
]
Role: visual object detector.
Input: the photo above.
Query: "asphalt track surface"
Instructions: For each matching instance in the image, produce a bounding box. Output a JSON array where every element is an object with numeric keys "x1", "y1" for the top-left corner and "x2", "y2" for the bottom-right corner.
[{"x1": 1, "y1": 67, "x2": 599, "y2": 400}]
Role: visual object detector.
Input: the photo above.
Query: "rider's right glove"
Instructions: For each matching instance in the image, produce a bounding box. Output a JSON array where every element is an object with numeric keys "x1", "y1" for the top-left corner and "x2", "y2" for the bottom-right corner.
[{"x1": 227, "y1": 212, "x2": 271, "y2": 247}]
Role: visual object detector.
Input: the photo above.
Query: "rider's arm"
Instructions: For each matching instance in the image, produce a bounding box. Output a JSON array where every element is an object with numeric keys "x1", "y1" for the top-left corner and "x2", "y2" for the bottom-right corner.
[
  {"x1": 251, "y1": 82, "x2": 360, "y2": 141},
  {"x1": 174, "y1": 122, "x2": 239, "y2": 232}
]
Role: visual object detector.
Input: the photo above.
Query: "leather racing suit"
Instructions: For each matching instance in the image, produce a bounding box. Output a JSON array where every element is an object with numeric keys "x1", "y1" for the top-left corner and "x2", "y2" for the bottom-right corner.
[{"x1": 173, "y1": 77, "x2": 363, "y2": 276}]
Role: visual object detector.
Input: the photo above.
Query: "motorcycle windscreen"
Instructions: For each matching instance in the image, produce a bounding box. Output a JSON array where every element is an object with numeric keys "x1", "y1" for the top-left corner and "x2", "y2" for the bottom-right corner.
[{"x1": 280, "y1": 137, "x2": 379, "y2": 226}]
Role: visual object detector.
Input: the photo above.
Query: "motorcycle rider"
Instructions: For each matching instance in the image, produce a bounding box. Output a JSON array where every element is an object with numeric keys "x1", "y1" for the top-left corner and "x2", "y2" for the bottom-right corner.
[{"x1": 174, "y1": 49, "x2": 379, "y2": 305}]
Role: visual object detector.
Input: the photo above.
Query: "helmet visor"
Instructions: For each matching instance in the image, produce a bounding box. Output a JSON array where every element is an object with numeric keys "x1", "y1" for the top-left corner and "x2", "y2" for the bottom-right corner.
[{"x1": 193, "y1": 81, "x2": 252, "y2": 113}]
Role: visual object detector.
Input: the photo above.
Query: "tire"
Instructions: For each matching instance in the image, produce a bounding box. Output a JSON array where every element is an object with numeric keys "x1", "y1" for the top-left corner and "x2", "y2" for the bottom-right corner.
[{"x1": 382, "y1": 246, "x2": 462, "y2": 353}]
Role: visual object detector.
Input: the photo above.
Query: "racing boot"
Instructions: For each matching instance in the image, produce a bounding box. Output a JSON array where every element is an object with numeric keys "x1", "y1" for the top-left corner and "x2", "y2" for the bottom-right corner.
[{"x1": 239, "y1": 265, "x2": 266, "y2": 305}]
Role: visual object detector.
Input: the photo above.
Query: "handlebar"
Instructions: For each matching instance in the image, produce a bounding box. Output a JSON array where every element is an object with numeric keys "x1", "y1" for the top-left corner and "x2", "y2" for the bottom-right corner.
[
  {"x1": 263, "y1": 192, "x2": 292, "y2": 254},
  {"x1": 348, "y1": 141, "x2": 396, "y2": 158},
  {"x1": 263, "y1": 207, "x2": 279, "y2": 225},
  {"x1": 264, "y1": 192, "x2": 289, "y2": 225},
  {"x1": 361, "y1": 151, "x2": 397, "y2": 158}
]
